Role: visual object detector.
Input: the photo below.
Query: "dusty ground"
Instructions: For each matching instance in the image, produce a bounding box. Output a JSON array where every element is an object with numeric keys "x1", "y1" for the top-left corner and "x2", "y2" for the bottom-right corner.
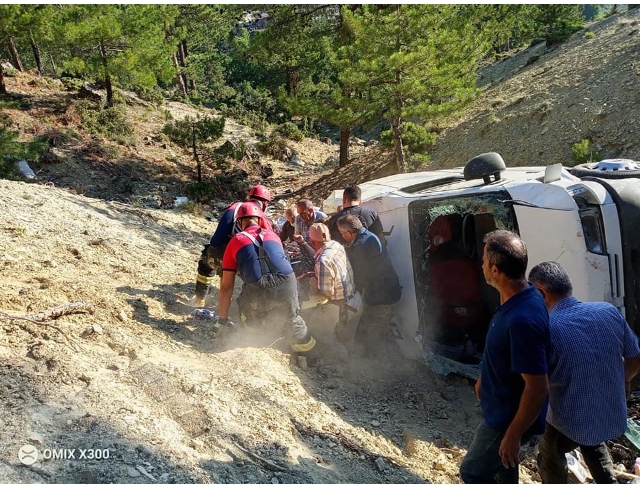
[{"x1": 0, "y1": 178, "x2": 518, "y2": 484}]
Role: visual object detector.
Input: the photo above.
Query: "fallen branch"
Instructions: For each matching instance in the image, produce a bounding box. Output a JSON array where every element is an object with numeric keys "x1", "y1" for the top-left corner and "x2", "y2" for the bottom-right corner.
[
  {"x1": 232, "y1": 441, "x2": 287, "y2": 472},
  {"x1": 0, "y1": 302, "x2": 94, "y2": 351},
  {"x1": 26, "y1": 302, "x2": 95, "y2": 322}
]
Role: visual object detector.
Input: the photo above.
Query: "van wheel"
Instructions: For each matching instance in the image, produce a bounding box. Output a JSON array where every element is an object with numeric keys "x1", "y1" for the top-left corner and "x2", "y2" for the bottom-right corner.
[{"x1": 570, "y1": 160, "x2": 640, "y2": 179}]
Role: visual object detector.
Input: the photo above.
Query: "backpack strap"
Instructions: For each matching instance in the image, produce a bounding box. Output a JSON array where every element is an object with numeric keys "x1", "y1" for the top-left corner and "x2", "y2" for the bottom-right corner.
[{"x1": 240, "y1": 230, "x2": 277, "y2": 275}]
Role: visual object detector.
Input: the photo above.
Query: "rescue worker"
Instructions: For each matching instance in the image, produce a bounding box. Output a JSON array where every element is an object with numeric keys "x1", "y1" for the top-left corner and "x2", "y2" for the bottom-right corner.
[
  {"x1": 215, "y1": 202, "x2": 316, "y2": 356},
  {"x1": 192, "y1": 184, "x2": 272, "y2": 307},
  {"x1": 295, "y1": 223, "x2": 363, "y2": 355},
  {"x1": 336, "y1": 214, "x2": 401, "y2": 355}
]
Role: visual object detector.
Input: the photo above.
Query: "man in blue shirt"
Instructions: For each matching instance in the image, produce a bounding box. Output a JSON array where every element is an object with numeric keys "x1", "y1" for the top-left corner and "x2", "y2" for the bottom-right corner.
[
  {"x1": 336, "y1": 214, "x2": 401, "y2": 354},
  {"x1": 529, "y1": 261, "x2": 640, "y2": 484},
  {"x1": 460, "y1": 230, "x2": 549, "y2": 484}
]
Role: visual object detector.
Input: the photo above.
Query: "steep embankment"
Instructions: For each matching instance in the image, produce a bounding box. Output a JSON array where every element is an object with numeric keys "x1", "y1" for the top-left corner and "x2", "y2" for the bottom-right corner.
[{"x1": 430, "y1": 10, "x2": 640, "y2": 168}]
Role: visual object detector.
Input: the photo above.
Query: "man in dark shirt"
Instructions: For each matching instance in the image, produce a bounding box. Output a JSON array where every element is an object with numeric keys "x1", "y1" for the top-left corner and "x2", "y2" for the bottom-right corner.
[
  {"x1": 327, "y1": 185, "x2": 384, "y2": 245},
  {"x1": 459, "y1": 230, "x2": 549, "y2": 484},
  {"x1": 336, "y1": 214, "x2": 401, "y2": 354}
]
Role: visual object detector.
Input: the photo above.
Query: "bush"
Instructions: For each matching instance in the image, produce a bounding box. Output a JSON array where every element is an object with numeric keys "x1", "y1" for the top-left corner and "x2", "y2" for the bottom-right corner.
[
  {"x1": 187, "y1": 181, "x2": 219, "y2": 203},
  {"x1": 257, "y1": 134, "x2": 289, "y2": 160},
  {"x1": 135, "y1": 86, "x2": 164, "y2": 106},
  {"x1": 75, "y1": 102, "x2": 134, "y2": 143},
  {"x1": 572, "y1": 139, "x2": 601, "y2": 164},
  {"x1": 276, "y1": 122, "x2": 304, "y2": 141},
  {"x1": 584, "y1": 31, "x2": 596, "y2": 40}
]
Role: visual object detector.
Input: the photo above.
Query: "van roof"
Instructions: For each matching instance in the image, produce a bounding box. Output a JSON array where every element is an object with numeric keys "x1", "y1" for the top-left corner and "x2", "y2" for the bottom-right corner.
[{"x1": 359, "y1": 165, "x2": 578, "y2": 199}]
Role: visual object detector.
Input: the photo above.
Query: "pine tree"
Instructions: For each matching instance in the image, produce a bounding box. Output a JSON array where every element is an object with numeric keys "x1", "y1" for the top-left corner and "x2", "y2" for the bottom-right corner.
[
  {"x1": 337, "y1": 5, "x2": 493, "y2": 172},
  {"x1": 56, "y1": 5, "x2": 178, "y2": 106}
]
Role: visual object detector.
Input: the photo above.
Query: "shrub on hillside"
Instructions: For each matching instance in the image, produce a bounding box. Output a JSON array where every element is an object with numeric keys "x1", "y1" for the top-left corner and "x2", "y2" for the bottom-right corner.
[
  {"x1": 571, "y1": 139, "x2": 601, "y2": 164},
  {"x1": 75, "y1": 102, "x2": 134, "y2": 144},
  {"x1": 257, "y1": 134, "x2": 289, "y2": 160},
  {"x1": 275, "y1": 122, "x2": 304, "y2": 141}
]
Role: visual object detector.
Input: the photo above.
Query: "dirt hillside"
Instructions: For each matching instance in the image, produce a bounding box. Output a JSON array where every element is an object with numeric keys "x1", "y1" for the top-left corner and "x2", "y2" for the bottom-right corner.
[
  {"x1": 1, "y1": 9, "x2": 639, "y2": 485},
  {"x1": 430, "y1": 9, "x2": 640, "y2": 169}
]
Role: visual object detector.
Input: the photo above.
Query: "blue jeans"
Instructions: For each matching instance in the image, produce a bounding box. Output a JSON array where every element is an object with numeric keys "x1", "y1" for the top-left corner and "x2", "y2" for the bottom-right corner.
[{"x1": 460, "y1": 420, "x2": 533, "y2": 484}]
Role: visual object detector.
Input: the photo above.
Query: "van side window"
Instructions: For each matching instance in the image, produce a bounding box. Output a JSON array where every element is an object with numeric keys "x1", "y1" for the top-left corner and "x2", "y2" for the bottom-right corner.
[{"x1": 575, "y1": 197, "x2": 607, "y2": 255}]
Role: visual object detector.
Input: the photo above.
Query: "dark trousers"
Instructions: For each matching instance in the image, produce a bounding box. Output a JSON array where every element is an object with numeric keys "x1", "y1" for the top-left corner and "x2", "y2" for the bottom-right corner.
[
  {"x1": 460, "y1": 420, "x2": 533, "y2": 484},
  {"x1": 537, "y1": 421, "x2": 616, "y2": 484}
]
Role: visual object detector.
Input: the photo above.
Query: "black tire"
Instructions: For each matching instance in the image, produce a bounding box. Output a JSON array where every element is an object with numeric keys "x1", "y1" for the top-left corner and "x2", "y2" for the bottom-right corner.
[{"x1": 569, "y1": 163, "x2": 640, "y2": 179}]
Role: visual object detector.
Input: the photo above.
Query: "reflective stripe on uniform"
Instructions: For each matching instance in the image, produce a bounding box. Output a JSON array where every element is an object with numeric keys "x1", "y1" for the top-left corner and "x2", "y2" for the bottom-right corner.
[
  {"x1": 196, "y1": 273, "x2": 213, "y2": 285},
  {"x1": 291, "y1": 335, "x2": 316, "y2": 352}
]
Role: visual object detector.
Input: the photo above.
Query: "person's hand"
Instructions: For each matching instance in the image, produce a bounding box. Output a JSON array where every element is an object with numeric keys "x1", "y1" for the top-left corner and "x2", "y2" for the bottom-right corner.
[
  {"x1": 498, "y1": 432, "x2": 521, "y2": 469},
  {"x1": 294, "y1": 234, "x2": 304, "y2": 244},
  {"x1": 474, "y1": 375, "x2": 481, "y2": 401}
]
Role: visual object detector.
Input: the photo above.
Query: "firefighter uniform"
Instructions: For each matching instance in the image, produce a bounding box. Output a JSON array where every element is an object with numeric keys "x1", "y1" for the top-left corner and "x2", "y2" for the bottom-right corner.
[
  {"x1": 221, "y1": 213, "x2": 315, "y2": 354},
  {"x1": 193, "y1": 185, "x2": 272, "y2": 306}
]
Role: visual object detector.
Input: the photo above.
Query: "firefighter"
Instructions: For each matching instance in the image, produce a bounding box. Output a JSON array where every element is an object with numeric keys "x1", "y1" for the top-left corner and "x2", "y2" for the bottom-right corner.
[
  {"x1": 192, "y1": 184, "x2": 272, "y2": 307},
  {"x1": 214, "y1": 202, "x2": 317, "y2": 356}
]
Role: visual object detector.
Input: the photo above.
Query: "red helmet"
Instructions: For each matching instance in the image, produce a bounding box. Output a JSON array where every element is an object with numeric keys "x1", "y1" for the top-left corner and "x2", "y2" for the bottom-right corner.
[
  {"x1": 236, "y1": 202, "x2": 263, "y2": 220},
  {"x1": 248, "y1": 184, "x2": 271, "y2": 202}
]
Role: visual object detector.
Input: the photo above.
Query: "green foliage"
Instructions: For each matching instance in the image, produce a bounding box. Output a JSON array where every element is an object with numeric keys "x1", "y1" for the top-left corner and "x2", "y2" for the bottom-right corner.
[
  {"x1": 276, "y1": 122, "x2": 304, "y2": 141},
  {"x1": 162, "y1": 114, "x2": 225, "y2": 148},
  {"x1": 257, "y1": 134, "x2": 289, "y2": 160},
  {"x1": 75, "y1": 102, "x2": 134, "y2": 143},
  {"x1": 584, "y1": 30, "x2": 596, "y2": 40},
  {"x1": 176, "y1": 200, "x2": 204, "y2": 216},
  {"x1": 134, "y1": 85, "x2": 164, "y2": 106},
  {"x1": 380, "y1": 122, "x2": 437, "y2": 152},
  {"x1": 162, "y1": 114, "x2": 225, "y2": 182},
  {"x1": 572, "y1": 139, "x2": 601, "y2": 164},
  {"x1": 533, "y1": 5, "x2": 585, "y2": 45},
  {"x1": 0, "y1": 124, "x2": 48, "y2": 180},
  {"x1": 186, "y1": 181, "x2": 219, "y2": 202},
  {"x1": 220, "y1": 105, "x2": 269, "y2": 132}
]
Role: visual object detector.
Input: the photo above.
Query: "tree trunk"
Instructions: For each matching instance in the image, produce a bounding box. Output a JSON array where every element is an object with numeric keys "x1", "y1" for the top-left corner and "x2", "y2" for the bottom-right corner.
[
  {"x1": 181, "y1": 40, "x2": 196, "y2": 92},
  {"x1": 49, "y1": 53, "x2": 57, "y2": 77},
  {"x1": 0, "y1": 62, "x2": 7, "y2": 95},
  {"x1": 172, "y1": 52, "x2": 187, "y2": 97},
  {"x1": 176, "y1": 41, "x2": 189, "y2": 93},
  {"x1": 29, "y1": 31, "x2": 43, "y2": 75},
  {"x1": 192, "y1": 125, "x2": 202, "y2": 183},
  {"x1": 391, "y1": 117, "x2": 405, "y2": 173},
  {"x1": 339, "y1": 128, "x2": 350, "y2": 167},
  {"x1": 7, "y1": 36, "x2": 24, "y2": 72},
  {"x1": 100, "y1": 42, "x2": 114, "y2": 106}
]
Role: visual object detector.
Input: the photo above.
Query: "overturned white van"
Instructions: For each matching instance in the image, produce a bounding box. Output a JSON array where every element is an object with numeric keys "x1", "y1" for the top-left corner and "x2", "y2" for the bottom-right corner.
[{"x1": 325, "y1": 154, "x2": 640, "y2": 378}]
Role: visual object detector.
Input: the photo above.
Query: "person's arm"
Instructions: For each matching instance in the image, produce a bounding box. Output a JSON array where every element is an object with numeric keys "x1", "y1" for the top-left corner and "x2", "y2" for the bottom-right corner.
[
  {"x1": 474, "y1": 372, "x2": 482, "y2": 400},
  {"x1": 217, "y1": 270, "x2": 236, "y2": 320},
  {"x1": 499, "y1": 373, "x2": 549, "y2": 468},
  {"x1": 294, "y1": 234, "x2": 315, "y2": 258},
  {"x1": 209, "y1": 209, "x2": 234, "y2": 247}
]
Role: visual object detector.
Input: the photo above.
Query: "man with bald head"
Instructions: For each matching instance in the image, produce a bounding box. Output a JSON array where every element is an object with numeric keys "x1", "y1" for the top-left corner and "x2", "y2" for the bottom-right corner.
[{"x1": 460, "y1": 230, "x2": 550, "y2": 484}]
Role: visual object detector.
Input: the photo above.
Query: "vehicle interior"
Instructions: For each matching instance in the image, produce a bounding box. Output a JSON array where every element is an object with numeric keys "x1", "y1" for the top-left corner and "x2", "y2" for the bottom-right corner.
[{"x1": 408, "y1": 191, "x2": 518, "y2": 363}]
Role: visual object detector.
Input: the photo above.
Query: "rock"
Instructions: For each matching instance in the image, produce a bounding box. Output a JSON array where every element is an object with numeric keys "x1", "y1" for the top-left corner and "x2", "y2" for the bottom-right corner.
[
  {"x1": 320, "y1": 137, "x2": 332, "y2": 144},
  {"x1": 127, "y1": 466, "x2": 141, "y2": 478},
  {"x1": 118, "y1": 310, "x2": 128, "y2": 323},
  {"x1": 289, "y1": 155, "x2": 305, "y2": 167},
  {"x1": 190, "y1": 439, "x2": 205, "y2": 451},
  {"x1": 28, "y1": 432, "x2": 44, "y2": 445},
  {"x1": 78, "y1": 374, "x2": 92, "y2": 384},
  {"x1": 271, "y1": 477, "x2": 279, "y2": 484},
  {"x1": 541, "y1": 126, "x2": 549, "y2": 135},
  {"x1": 374, "y1": 457, "x2": 386, "y2": 472},
  {"x1": 159, "y1": 473, "x2": 170, "y2": 483},
  {"x1": 136, "y1": 465, "x2": 156, "y2": 481},
  {"x1": 91, "y1": 324, "x2": 104, "y2": 335},
  {"x1": 433, "y1": 460, "x2": 448, "y2": 472},
  {"x1": 215, "y1": 201, "x2": 228, "y2": 210},
  {"x1": 371, "y1": 420, "x2": 381, "y2": 428},
  {"x1": 325, "y1": 155, "x2": 338, "y2": 165},
  {"x1": 275, "y1": 199, "x2": 287, "y2": 210},
  {"x1": 260, "y1": 164, "x2": 274, "y2": 178}
]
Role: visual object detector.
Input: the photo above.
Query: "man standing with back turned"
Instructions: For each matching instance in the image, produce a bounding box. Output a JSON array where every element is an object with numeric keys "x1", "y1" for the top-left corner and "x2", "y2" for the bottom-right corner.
[
  {"x1": 460, "y1": 230, "x2": 549, "y2": 484},
  {"x1": 529, "y1": 261, "x2": 640, "y2": 484}
]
